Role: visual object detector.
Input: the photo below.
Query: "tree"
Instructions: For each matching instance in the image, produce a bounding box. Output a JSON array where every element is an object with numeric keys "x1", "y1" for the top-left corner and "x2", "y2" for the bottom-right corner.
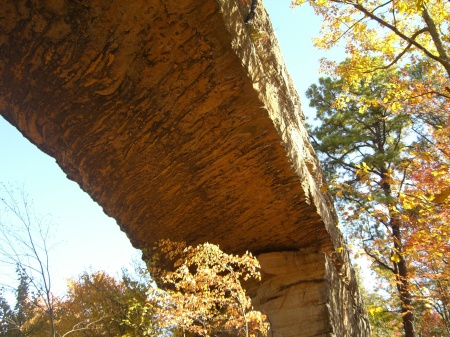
[
  {"x1": 0, "y1": 268, "x2": 49, "y2": 337},
  {"x1": 0, "y1": 185, "x2": 57, "y2": 337},
  {"x1": 0, "y1": 260, "x2": 164, "y2": 337},
  {"x1": 400, "y1": 125, "x2": 450, "y2": 335},
  {"x1": 0, "y1": 291, "x2": 12, "y2": 336},
  {"x1": 149, "y1": 240, "x2": 269, "y2": 337},
  {"x1": 9, "y1": 270, "x2": 36, "y2": 337},
  {"x1": 292, "y1": 0, "x2": 450, "y2": 106},
  {"x1": 364, "y1": 288, "x2": 402, "y2": 337},
  {"x1": 0, "y1": 185, "x2": 135, "y2": 337},
  {"x1": 306, "y1": 70, "x2": 449, "y2": 337},
  {"x1": 57, "y1": 266, "x2": 163, "y2": 337}
]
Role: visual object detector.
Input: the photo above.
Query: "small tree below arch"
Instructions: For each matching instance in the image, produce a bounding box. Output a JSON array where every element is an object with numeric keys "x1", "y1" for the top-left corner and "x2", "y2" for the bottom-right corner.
[{"x1": 149, "y1": 240, "x2": 269, "y2": 337}]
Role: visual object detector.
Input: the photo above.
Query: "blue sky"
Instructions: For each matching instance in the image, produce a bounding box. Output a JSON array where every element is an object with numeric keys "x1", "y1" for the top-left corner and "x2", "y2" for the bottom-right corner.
[{"x1": 0, "y1": 1, "x2": 341, "y2": 294}]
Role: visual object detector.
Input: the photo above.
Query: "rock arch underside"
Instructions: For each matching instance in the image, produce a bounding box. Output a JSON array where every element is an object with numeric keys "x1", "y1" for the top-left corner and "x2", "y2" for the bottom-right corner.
[{"x1": 1, "y1": 0, "x2": 371, "y2": 335}]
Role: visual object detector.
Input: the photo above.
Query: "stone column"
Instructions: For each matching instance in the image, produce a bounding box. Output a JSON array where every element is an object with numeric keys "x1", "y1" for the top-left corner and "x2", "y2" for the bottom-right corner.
[{"x1": 252, "y1": 251, "x2": 371, "y2": 337}]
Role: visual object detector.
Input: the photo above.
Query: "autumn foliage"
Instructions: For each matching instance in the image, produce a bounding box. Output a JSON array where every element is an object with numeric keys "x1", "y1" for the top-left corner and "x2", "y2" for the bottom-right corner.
[
  {"x1": 148, "y1": 240, "x2": 269, "y2": 337},
  {"x1": 292, "y1": 0, "x2": 449, "y2": 335},
  {"x1": 0, "y1": 240, "x2": 269, "y2": 337},
  {"x1": 401, "y1": 123, "x2": 450, "y2": 334},
  {"x1": 306, "y1": 64, "x2": 449, "y2": 336},
  {"x1": 0, "y1": 185, "x2": 268, "y2": 337},
  {"x1": 293, "y1": 0, "x2": 450, "y2": 108}
]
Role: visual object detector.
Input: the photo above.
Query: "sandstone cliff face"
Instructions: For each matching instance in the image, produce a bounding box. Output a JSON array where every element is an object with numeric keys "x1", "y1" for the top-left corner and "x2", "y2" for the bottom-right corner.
[
  {"x1": 252, "y1": 251, "x2": 370, "y2": 337},
  {"x1": 0, "y1": 0, "x2": 370, "y2": 335}
]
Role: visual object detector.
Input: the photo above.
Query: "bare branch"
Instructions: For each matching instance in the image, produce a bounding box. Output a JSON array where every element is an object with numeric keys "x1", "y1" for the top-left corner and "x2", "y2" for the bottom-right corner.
[{"x1": 60, "y1": 317, "x2": 105, "y2": 337}]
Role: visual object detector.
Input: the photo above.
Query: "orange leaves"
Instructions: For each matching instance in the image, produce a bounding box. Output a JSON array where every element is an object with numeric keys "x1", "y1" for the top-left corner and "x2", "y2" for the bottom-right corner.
[
  {"x1": 395, "y1": 125, "x2": 450, "y2": 331},
  {"x1": 304, "y1": 21, "x2": 449, "y2": 328},
  {"x1": 433, "y1": 187, "x2": 450, "y2": 203}
]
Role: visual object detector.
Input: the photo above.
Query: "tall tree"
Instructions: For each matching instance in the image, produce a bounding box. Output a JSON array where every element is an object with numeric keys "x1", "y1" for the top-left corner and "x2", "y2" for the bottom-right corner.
[
  {"x1": 292, "y1": 0, "x2": 450, "y2": 106},
  {"x1": 11, "y1": 270, "x2": 34, "y2": 337},
  {"x1": 306, "y1": 70, "x2": 448, "y2": 337},
  {"x1": 0, "y1": 185, "x2": 57, "y2": 337},
  {"x1": 0, "y1": 290, "x2": 12, "y2": 336},
  {"x1": 400, "y1": 118, "x2": 450, "y2": 335},
  {"x1": 0, "y1": 269, "x2": 47, "y2": 337}
]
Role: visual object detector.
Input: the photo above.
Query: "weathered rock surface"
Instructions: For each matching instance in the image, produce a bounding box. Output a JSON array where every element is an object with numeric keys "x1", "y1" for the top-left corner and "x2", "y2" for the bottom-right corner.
[
  {"x1": 0, "y1": 0, "x2": 370, "y2": 335},
  {"x1": 0, "y1": 0, "x2": 337, "y2": 257},
  {"x1": 252, "y1": 251, "x2": 370, "y2": 337}
]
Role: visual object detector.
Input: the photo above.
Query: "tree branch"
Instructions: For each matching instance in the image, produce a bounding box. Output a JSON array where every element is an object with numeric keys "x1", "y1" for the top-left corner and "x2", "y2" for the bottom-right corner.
[
  {"x1": 341, "y1": 1, "x2": 450, "y2": 75},
  {"x1": 422, "y1": 6, "x2": 450, "y2": 75},
  {"x1": 367, "y1": 28, "x2": 429, "y2": 72}
]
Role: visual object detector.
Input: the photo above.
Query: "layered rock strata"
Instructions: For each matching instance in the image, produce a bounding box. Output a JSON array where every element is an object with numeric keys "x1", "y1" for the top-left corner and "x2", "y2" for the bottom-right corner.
[
  {"x1": 0, "y1": 0, "x2": 370, "y2": 335},
  {"x1": 253, "y1": 251, "x2": 370, "y2": 337}
]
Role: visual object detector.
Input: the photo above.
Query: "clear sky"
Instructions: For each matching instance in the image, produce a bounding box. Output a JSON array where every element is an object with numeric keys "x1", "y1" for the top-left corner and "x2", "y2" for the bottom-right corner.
[{"x1": 0, "y1": 1, "x2": 343, "y2": 294}]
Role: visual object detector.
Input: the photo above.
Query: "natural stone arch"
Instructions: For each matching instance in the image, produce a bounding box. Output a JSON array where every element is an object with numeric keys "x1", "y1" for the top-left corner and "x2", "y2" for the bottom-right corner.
[{"x1": 0, "y1": 0, "x2": 371, "y2": 335}]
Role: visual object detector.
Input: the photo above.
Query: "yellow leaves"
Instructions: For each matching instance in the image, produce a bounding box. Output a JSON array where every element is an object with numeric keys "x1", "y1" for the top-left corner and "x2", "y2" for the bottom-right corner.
[
  {"x1": 355, "y1": 161, "x2": 371, "y2": 175},
  {"x1": 367, "y1": 305, "x2": 384, "y2": 316},
  {"x1": 415, "y1": 0, "x2": 425, "y2": 11},
  {"x1": 396, "y1": 0, "x2": 409, "y2": 14},
  {"x1": 396, "y1": 0, "x2": 427, "y2": 14},
  {"x1": 390, "y1": 252, "x2": 401, "y2": 263},
  {"x1": 391, "y1": 101, "x2": 403, "y2": 112},
  {"x1": 150, "y1": 240, "x2": 269, "y2": 337},
  {"x1": 401, "y1": 195, "x2": 415, "y2": 210},
  {"x1": 333, "y1": 94, "x2": 349, "y2": 109},
  {"x1": 380, "y1": 35, "x2": 397, "y2": 55},
  {"x1": 431, "y1": 167, "x2": 449, "y2": 177},
  {"x1": 293, "y1": 0, "x2": 449, "y2": 101},
  {"x1": 361, "y1": 161, "x2": 370, "y2": 173}
]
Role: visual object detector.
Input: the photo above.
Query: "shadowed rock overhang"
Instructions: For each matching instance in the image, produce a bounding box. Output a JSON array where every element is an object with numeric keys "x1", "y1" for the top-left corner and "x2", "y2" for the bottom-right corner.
[{"x1": 0, "y1": 0, "x2": 340, "y2": 256}]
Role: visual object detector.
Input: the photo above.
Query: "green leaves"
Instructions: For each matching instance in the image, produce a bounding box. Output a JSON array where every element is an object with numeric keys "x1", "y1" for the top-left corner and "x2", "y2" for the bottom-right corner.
[
  {"x1": 306, "y1": 63, "x2": 450, "y2": 335},
  {"x1": 307, "y1": 70, "x2": 414, "y2": 187}
]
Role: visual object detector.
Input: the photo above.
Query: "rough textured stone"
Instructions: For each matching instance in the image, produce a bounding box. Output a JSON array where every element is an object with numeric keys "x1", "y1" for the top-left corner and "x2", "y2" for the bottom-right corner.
[
  {"x1": 252, "y1": 251, "x2": 371, "y2": 337},
  {"x1": 0, "y1": 0, "x2": 336, "y2": 257},
  {"x1": 0, "y1": 0, "x2": 371, "y2": 335},
  {"x1": 325, "y1": 253, "x2": 372, "y2": 337},
  {"x1": 251, "y1": 252, "x2": 332, "y2": 337}
]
